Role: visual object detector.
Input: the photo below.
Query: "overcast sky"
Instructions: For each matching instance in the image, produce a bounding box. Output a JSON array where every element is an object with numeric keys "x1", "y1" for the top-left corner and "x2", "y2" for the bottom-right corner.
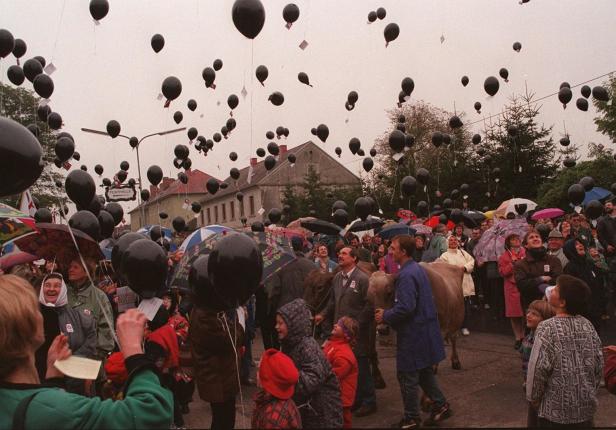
[{"x1": 3, "y1": 0, "x2": 616, "y2": 219}]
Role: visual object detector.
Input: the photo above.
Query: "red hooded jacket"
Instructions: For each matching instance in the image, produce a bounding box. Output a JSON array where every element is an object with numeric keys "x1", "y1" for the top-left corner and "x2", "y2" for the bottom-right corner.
[{"x1": 322, "y1": 338, "x2": 358, "y2": 407}]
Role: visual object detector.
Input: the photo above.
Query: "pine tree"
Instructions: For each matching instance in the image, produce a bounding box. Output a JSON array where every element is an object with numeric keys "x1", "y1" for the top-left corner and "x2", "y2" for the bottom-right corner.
[{"x1": 593, "y1": 74, "x2": 616, "y2": 143}]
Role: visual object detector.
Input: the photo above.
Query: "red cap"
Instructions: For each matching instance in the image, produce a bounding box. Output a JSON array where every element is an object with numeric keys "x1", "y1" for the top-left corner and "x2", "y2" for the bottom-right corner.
[
  {"x1": 104, "y1": 352, "x2": 128, "y2": 384},
  {"x1": 259, "y1": 349, "x2": 299, "y2": 400}
]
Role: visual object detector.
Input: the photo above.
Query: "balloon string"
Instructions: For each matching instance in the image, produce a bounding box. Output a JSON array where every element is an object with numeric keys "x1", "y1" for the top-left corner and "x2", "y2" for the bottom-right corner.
[
  {"x1": 218, "y1": 311, "x2": 247, "y2": 429},
  {"x1": 51, "y1": 0, "x2": 67, "y2": 61},
  {"x1": 250, "y1": 42, "x2": 255, "y2": 156}
]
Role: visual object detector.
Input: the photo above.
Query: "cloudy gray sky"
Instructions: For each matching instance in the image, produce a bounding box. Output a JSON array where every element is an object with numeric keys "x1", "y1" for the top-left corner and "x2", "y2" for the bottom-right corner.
[{"x1": 3, "y1": 0, "x2": 616, "y2": 219}]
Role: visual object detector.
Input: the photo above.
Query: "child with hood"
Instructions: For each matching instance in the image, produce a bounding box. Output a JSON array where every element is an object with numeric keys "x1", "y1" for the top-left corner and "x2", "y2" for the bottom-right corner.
[
  {"x1": 252, "y1": 348, "x2": 302, "y2": 429},
  {"x1": 276, "y1": 298, "x2": 343, "y2": 428},
  {"x1": 323, "y1": 317, "x2": 359, "y2": 428}
]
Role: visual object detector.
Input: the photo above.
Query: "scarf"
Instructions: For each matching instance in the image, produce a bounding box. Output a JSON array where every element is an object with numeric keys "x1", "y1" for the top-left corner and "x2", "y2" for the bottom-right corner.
[
  {"x1": 527, "y1": 246, "x2": 547, "y2": 261},
  {"x1": 38, "y1": 273, "x2": 68, "y2": 307}
]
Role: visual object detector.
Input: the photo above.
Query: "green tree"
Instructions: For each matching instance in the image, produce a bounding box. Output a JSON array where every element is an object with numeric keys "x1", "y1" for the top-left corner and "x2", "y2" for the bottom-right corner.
[
  {"x1": 593, "y1": 74, "x2": 616, "y2": 143},
  {"x1": 0, "y1": 83, "x2": 65, "y2": 209}
]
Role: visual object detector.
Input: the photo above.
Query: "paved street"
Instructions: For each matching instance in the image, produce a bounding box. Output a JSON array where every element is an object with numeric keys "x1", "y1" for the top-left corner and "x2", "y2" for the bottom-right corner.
[{"x1": 184, "y1": 320, "x2": 616, "y2": 428}]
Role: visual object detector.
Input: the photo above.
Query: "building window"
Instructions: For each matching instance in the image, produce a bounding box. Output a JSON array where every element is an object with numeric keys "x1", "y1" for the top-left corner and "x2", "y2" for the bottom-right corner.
[
  {"x1": 200, "y1": 211, "x2": 204, "y2": 226},
  {"x1": 222, "y1": 203, "x2": 227, "y2": 221},
  {"x1": 214, "y1": 205, "x2": 219, "y2": 223},
  {"x1": 249, "y1": 196, "x2": 255, "y2": 216},
  {"x1": 230, "y1": 201, "x2": 235, "y2": 220},
  {"x1": 206, "y1": 208, "x2": 211, "y2": 225}
]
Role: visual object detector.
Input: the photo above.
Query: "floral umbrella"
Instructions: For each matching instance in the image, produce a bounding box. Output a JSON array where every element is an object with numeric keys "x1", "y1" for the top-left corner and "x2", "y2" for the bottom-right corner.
[
  {"x1": 0, "y1": 203, "x2": 36, "y2": 245},
  {"x1": 473, "y1": 218, "x2": 529, "y2": 264}
]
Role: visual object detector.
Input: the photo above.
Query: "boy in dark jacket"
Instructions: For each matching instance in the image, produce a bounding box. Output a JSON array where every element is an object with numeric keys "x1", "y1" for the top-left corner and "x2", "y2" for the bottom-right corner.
[
  {"x1": 277, "y1": 299, "x2": 343, "y2": 428},
  {"x1": 252, "y1": 348, "x2": 302, "y2": 429}
]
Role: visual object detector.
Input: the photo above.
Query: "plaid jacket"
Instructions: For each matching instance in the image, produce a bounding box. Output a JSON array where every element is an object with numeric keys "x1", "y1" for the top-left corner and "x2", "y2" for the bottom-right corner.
[{"x1": 252, "y1": 390, "x2": 302, "y2": 429}]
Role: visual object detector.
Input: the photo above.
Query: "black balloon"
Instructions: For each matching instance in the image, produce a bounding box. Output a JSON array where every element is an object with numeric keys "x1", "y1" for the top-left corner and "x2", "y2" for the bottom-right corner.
[
  {"x1": 54, "y1": 136, "x2": 74, "y2": 162},
  {"x1": 37, "y1": 104, "x2": 51, "y2": 122},
  {"x1": 34, "y1": 208, "x2": 53, "y2": 223},
  {"x1": 389, "y1": 130, "x2": 405, "y2": 153},
  {"x1": 316, "y1": 124, "x2": 329, "y2": 142},
  {"x1": 376, "y1": 7, "x2": 386, "y2": 19},
  {"x1": 187, "y1": 127, "x2": 198, "y2": 141},
  {"x1": 362, "y1": 157, "x2": 374, "y2": 172},
  {"x1": 563, "y1": 158, "x2": 576, "y2": 168},
  {"x1": 268, "y1": 91, "x2": 284, "y2": 106},
  {"x1": 173, "y1": 111, "x2": 183, "y2": 125},
  {"x1": 472, "y1": 134, "x2": 482, "y2": 145},
  {"x1": 140, "y1": 189, "x2": 150, "y2": 201},
  {"x1": 370, "y1": 148, "x2": 377, "y2": 157},
  {"x1": 98, "y1": 210, "x2": 114, "y2": 239},
  {"x1": 129, "y1": 136, "x2": 138, "y2": 148},
  {"x1": 116, "y1": 170, "x2": 127, "y2": 183},
  {"x1": 162, "y1": 76, "x2": 182, "y2": 102},
  {"x1": 0, "y1": 117, "x2": 44, "y2": 197},
  {"x1": 560, "y1": 136, "x2": 570, "y2": 146},
  {"x1": 226, "y1": 118, "x2": 237, "y2": 131},
  {"x1": 579, "y1": 176, "x2": 595, "y2": 192},
  {"x1": 0, "y1": 29, "x2": 14, "y2": 58},
  {"x1": 576, "y1": 97, "x2": 588, "y2": 112},
  {"x1": 332, "y1": 200, "x2": 347, "y2": 212},
  {"x1": 159, "y1": 212, "x2": 168, "y2": 220},
  {"x1": 174, "y1": 144, "x2": 189, "y2": 160},
  {"x1": 484, "y1": 76, "x2": 499, "y2": 96},
  {"x1": 474, "y1": 101, "x2": 481, "y2": 113},
  {"x1": 121, "y1": 239, "x2": 168, "y2": 298},
  {"x1": 227, "y1": 94, "x2": 239, "y2": 111},
  {"x1": 568, "y1": 184, "x2": 585, "y2": 206},
  {"x1": 182, "y1": 158, "x2": 192, "y2": 170},
  {"x1": 499, "y1": 68, "x2": 509, "y2": 82},
  {"x1": 283, "y1": 3, "x2": 300, "y2": 25},
  {"x1": 151, "y1": 34, "x2": 165, "y2": 53},
  {"x1": 120, "y1": 160, "x2": 129, "y2": 171},
  {"x1": 102, "y1": 178, "x2": 112, "y2": 187},
  {"x1": 431, "y1": 131, "x2": 443, "y2": 148},
  {"x1": 89, "y1": 0, "x2": 110, "y2": 20},
  {"x1": 449, "y1": 115, "x2": 463, "y2": 129},
  {"x1": 213, "y1": 58, "x2": 223, "y2": 71},
  {"x1": 33, "y1": 56, "x2": 46, "y2": 68},
  {"x1": 267, "y1": 142, "x2": 279, "y2": 156},
  {"x1": 287, "y1": 153, "x2": 296, "y2": 164},
  {"x1": 106, "y1": 120, "x2": 121, "y2": 138},
  {"x1": 47, "y1": 112, "x2": 62, "y2": 130},
  {"x1": 232, "y1": 0, "x2": 266, "y2": 39},
  {"x1": 405, "y1": 134, "x2": 415, "y2": 148},
  {"x1": 333, "y1": 209, "x2": 348, "y2": 228},
  {"x1": 230, "y1": 167, "x2": 241, "y2": 180},
  {"x1": 592, "y1": 86, "x2": 610, "y2": 102},
  {"x1": 401, "y1": 176, "x2": 417, "y2": 197},
  {"x1": 191, "y1": 202, "x2": 201, "y2": 213},
  {"x1": 416, "y1": 200, "x2": 429, "y2": 217},
  {"x1": 213, "y1": 133, "x2": 222, "y2": 143},
  {"x1": 416, "y1": 168, "x2": 430, "y2": 185},
  {"x1": 357, "y1": 149, "x2": 365, "y2": 157},
  {"x1": 401, "y1": 77, "x2": 414, "y2": 96},
  {"x1": 187, "y1": 99, "x2": 197, "y2": 111},
  {"x1": 27, "y1": 124, "x2": 39, "y2": 137},
  {"x1": 73, "y1": 152, "x2": 81, "y2": 161},
  {"x1": 236, "y1": 192, "x2": 244, "y2": 202},
  {"x1": 23, "y1": 58, "x2": 43, "y2": 82},
  {"x1": 207, "y1": 233, "x2": 263, "y2": 309},
  {"x1": 580, "y1": 85, "x2": 591, "y2": 99},
  {"x1": 32, "y1": 73, "x2": 54, "y2": 99},
  {"x1": 69, "y1": 210, "x2": 100, "y2": 241},
  {"x1": 264, "y1": 155, "x2": 276, "y2": 170},
  {"x1": 298, "y1": 72, "x2": 311, "y2": 86},
  {"x1": 461, "y1": 76, "x2": 469, "y2": 87},
  {"x1": 368, "y1": 11, "x2": 377, "y2": 22},
  {"x1": 585, "y1": 200, "x2": 603, "y2": 220},
  {"x1": 558, "y1": 87, "x2": 572, "y2": 108},
  {"x1": 7, "y1": 65, "x2": 25, "y2": 86},
  {"x1": 104, "y1": 202, "x2": 124, "y2": 225},
  {"x1": 348, "y1": 91, "x2": 359, "y2": 105},
  {"x1": 268, "y1": 208, "x2": 282, "y2": 224},
  {"x1": 178, "y1": 172, "x2": 188, "y2": 184},
  {"x1": 147, "y1": 165, "x2": 163, "y2": 186},
  {"x1": 206, "y1": 178, "x2": 220, "y2": 195},
  {"x1": 383, "y1": 23, "x2": 400, "y2": 46},
  {"x1": 80, "y1": 165, "x2": 88, "y2": 171},
  {"x1": 87, "y1": 194, "x2": 103, "y2": 216},
  {"x1": 513, "y1": 41, "x2": 522, "y2": 52},
  {"x1": 172, "y1": 216, "x2": 186, "y2": 232},
  {"x1": 354, "y1": 197, "x2": 372, "y2": 220},
  {"x1": 256, "y1": 65, "x2": 268, "y2": 85},
  {"x1": 349, "y1": 138, "x2": 360, "y2": 155}
]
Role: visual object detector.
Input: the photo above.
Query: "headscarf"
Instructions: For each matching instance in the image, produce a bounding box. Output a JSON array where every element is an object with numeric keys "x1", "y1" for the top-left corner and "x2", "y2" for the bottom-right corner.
[{"x1": 39, "y1": 272, "x2": 68, "y2": 307}]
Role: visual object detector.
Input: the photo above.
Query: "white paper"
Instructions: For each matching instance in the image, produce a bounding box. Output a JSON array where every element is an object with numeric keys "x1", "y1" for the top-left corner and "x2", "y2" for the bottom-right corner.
[
  {"x1": 257, "y1": 207, "x2": 265, "y2": 215},
  {"x1": 137, "y1": 297, "x2": 163, "y2": 321},
  {"x1": 236, "y1": 306, "x2": 246, "y2": 331},
  {"x1": 241, "y1": 86, "x2": 248, "y2": 99},
  {"x1": 156, "y1": 93, "x2": 163, "y2": 101},
  {"x1": 54, "y1": 356, "x2": 101, "y2": 380},
  {"x1": 44, "y1": 62, "x2": 57, "y2": 75},
  {"x1": 116, "y1": 286, "x2": 137, "y2": 312},
  {"x1": 299, "y1": 40, "x2": 309, "y2": 50},
  {"x1": 392, "y1": 153, "x2": 404, "y2": 161}
]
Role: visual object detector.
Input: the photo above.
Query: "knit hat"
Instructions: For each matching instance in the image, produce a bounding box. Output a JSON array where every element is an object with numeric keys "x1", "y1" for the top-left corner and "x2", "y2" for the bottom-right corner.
[
  {"x1": 258, "y1": 348, "x2": 299, "y2": 400},
  {"x1": 548, "y1": 229, "x2": 564, "y2": 239}
]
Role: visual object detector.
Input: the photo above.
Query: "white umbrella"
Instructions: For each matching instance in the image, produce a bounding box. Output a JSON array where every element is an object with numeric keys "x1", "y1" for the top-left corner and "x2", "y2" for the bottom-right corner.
[{"x1": 494, "y1": 198, "x2": 536, "y2": 218}]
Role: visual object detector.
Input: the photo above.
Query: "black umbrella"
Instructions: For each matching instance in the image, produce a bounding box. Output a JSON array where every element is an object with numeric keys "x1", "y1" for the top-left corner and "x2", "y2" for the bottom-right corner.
[
  {"x1": 462, "y1": 211, "x2": 486, "y2": 228},
  {"x1": 300, "y1": 219, "x2": 342, "y2": 236},
  {"x1": 348, "y1": 217, "x2": 385, "y2": 232},
  {"x1": 377, "y1": 223, "x2": 416, "y2": 240}
]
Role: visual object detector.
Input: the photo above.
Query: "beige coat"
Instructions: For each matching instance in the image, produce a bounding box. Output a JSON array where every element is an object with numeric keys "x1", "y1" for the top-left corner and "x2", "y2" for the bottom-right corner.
[{"x1": 438, "y1": 248, "x2": 475, "y2": 297}]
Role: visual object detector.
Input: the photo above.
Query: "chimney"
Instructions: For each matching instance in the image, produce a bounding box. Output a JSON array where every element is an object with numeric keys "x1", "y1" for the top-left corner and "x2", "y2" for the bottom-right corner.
[
  {"x1": 149, "y1": 185, "x2": 158, "y2": 198},
  {"x1": 250, "y1": 157, "x2": 258, "y2": 166},
  {"x1": 160, "y1": 177, "x2": 174, "y2": 191},
  {"x1": 279, "y1": 145, "x2": 288, "y2": 156}
]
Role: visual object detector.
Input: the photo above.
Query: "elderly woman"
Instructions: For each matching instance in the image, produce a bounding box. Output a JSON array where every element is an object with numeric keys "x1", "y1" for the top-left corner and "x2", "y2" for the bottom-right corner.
[
  {"x1": 438, "y1": 235, "x2": 475, "y2": 336},
  {"x1": 526, "y1": 275, "x2": 603, "y2": 427},
  {"x1": 35, "y1": 273, "x2": 96, "y2": 395},
  {"x1": 514, "y1": 230, "x2": 563, "y2": 311},
  {"x1": 498, "y1": 234, "x2": 526, "y2": 349},
  {"x1": 0, "y1": 274, "x2": 173, "y2": 429}
]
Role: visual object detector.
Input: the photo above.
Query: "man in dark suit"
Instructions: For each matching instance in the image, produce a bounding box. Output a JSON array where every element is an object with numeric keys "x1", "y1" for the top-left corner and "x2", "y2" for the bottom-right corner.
[{"x1": 315, "y1": 246, "x2": 377, "y2": 417}]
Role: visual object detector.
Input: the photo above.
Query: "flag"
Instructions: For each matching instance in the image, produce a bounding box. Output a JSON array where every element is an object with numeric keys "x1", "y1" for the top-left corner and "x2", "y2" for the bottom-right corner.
[{"x1": 19, "y1": 190, "x2": 37, "y2": 217}]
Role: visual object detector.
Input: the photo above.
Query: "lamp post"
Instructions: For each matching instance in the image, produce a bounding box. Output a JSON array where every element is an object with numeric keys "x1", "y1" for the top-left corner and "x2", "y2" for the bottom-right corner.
[{"x1": 81, "y1": 126, "x2": 186, "y2": 227}]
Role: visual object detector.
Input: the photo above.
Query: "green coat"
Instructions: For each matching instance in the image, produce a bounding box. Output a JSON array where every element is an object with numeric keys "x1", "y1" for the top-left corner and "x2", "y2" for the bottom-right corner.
[
  {"x1": 0, "y1": 370, "x2": 173, "y2": 429},
  {"x1": 67, "y1": 281, "x2": 115, "y2": 359}
]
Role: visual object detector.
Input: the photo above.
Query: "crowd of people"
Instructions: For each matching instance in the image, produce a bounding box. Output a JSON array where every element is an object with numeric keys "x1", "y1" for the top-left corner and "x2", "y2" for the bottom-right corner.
[{"x1": 2, "y1": 202, "x2": 616, "y2": 429}]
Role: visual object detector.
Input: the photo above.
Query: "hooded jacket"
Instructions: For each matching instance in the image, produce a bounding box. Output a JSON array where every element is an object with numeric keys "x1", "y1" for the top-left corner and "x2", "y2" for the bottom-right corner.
[
  {"x1": 514, "y1": 247, "x2": 562, "y2": 310},
  {"x1": 278, "y1": 299, "x2": 343, "y2": 429}
]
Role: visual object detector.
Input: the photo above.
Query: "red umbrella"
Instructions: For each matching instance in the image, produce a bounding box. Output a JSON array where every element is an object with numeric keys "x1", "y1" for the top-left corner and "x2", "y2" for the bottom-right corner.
[{"x1": 424, "y1": 216, "x2": 455, "y2": 230}]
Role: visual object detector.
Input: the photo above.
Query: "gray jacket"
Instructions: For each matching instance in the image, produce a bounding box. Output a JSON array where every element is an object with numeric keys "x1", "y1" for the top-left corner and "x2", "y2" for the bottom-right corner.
[
  {"x1": 58, "y1": 305, "x2": 97, "y2": 359},
  {"x1": 271, "y1": 254, "x2": 317, "y2": 310},
  {"x1": 279, "y1": 299, "x2": 343, "y2": 429},
  {"x1": 548, "y1": 248, "x2": 569, "y2": 269}
]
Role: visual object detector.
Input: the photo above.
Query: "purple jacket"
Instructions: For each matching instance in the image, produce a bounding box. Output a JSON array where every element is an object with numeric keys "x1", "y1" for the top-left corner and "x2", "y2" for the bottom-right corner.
[{"x1": 383, "y1": 259, "x2": 445, "y2": 372}]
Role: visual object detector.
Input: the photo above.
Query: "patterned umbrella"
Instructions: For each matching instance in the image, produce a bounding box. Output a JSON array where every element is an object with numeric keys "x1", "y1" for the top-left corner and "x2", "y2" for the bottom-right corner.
[
  {"x1": 0, "y1": 241, "x2": 37, "y2": 271},
  {"x1": 170, "y1": 230, "x2": 295, "y2": 291},
  {"x1": 0, "y1": 203, "x2": 36, "y2": 245},
  {"x1": 377, "y1": 223, "x2": 416, "y2": 240},
  {"x1": 473, "y1": 218, "x2": 529, "y2": 264},
  {"x1": 178, "y1": 224, "x2": 234, "y2": 253}
]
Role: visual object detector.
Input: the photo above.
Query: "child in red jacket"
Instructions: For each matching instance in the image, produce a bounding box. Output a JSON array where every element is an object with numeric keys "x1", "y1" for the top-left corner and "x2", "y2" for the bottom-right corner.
[
  {"x1": 323, "y1": 316, "x2": 359, "y2": 428},
  {"x1": 252, "y1": 348, "x2": 302, "y2": 429}
]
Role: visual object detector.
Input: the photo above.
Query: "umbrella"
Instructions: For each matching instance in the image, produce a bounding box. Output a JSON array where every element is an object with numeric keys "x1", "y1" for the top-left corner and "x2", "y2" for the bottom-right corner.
[
  {"x1": 300, "y1": 219, "x2": 342, "y2": 235},
  {"x1": 408, "y1": 221, "x2": 433, "y2": 237},
  {"x1": 377, "y1": 223, "x2": 416, "y2": 240},
  {"x1": 99, "y1": 238, "x2": 117, "y2": 260},
  {"x1": 347, "y1": 217, "x2": 385, "y2": 232},
  {"x1": 13, "y1": 223, "x2": 104, "y2": 269},
  {"x1": 0, "y1": 202, "x2": 36, "y2": 245},
  {"x1": 459, "y1": 211, "x2": 486, "y2": 229},
  {"x1": 169, "y1": 230, "x2": 295, "y2": 291},
  {"x1": 493, "y1": 198, "x2": 537, "y2": 218},
  {"x1": 286, "y1": 217, "x2": 315, "y2": 230},
  {"x1": 178, "y1": 224, "x2": 234, "y2": 253},
  {"x1": 473, "y1": 218, "x2": 529, "y2": 264},
  {"x1": 424, "y1": 216, "x2": 454, "y2": 230},
  {"x1": 0, "y1": 241, "x2": 37, "y2": 270},
  {"x1": 531, "y1": 208, "x2": 565, "y2": 221},
  {"x1": 582, "y1": 187, "x2": 612, "y2": 206}
]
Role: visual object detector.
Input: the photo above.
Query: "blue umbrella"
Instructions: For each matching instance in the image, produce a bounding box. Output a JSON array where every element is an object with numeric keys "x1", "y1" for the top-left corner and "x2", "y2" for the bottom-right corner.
[
  {"x1": 377, "y1": 223, "x2": 416, "y2": 240},
  {"x1": 582, "y1": 187, "x2": 612, "y2": 206},
  {"x1": 178, "y1": 224, "x2": 234, "y2": 253}
]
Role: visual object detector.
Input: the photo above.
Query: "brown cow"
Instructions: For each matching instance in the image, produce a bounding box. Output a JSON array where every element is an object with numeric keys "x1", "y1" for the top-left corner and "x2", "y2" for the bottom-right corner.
[{"x1": 367, "y1": 262, "x2": 465, "y2": 370}]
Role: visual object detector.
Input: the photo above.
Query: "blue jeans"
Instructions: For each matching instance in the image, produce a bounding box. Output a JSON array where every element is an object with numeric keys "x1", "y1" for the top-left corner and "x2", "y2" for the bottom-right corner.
[
  {"x1": 397, "y1": 367, "x2": 447, "y2": 421},
  {"x1": 354, "y1": 353, "x2": 376, "y2": 407}
]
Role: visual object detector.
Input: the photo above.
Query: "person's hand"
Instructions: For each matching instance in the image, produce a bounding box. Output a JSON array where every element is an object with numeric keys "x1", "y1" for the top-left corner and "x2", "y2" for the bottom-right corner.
[
  {"x1": 46, "y1": 334, "x2": 72, "y2": 379},
  {"x1": 375, "y1": 308, "x2": 384, "y2": 324},
  {"x1": 541, "y1": 276, "x2": 551, "y2": 282},
  {"x1": 608, "y1": 245, "x2": 615, "y2": 254},
  {"x1": 314, "y1": 314, "x2": 324, "y2": 325},
  {"x1": 117, "y1": 309, "x2": 147, "y2": 358}
]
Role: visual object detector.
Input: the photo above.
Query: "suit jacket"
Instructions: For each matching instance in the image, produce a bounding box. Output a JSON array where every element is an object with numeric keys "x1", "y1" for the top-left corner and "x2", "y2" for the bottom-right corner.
[{"x1": 322, "y1": 267, "x2": 372, "y2": 354}]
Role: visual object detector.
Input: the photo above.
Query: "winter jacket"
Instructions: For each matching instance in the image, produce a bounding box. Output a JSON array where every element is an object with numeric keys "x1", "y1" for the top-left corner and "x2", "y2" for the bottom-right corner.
[
  {"x1": 278, "y1": 299, "x2": 343, "y2": 429},
  {"x1": 251, "y1": 390, "x2": 302, "y2": 429},
  {"x1": 321, "y1": 267, "x2": 373, "y2": 354},
  {"x1": 271, "y1": 254, "x2": 318, "y2": 310},
  {"x1": 383, "y1": 259, "x2": 446, "y2": 372},
  {"x1": 547, "y1": 248, "x2": 569, "y2": 269},
  {"x1": 421, "y1": 234, "x2": 447, "y2": 263},
  {"x1": 597, "y1": 214, "x2": 616, "y2": 254},
  {"x1": 499, "y1": 248, "x2": 526, "y2": 293},
  {"x1": 323, "y1": 338, "x2": 358, "y2": 407},
  {"x1": 314, "y1": 258, "x2": 337, "y2": 274},
  {"x1": 514, "y1": 248, "x2": 562, "y2": 310},
  {"x1": 437, "y1": 248, "x2": 475, "y2": 297},
  {"x1": 605, "y1": 350, "x2": 616, "y2": 395},
  {"x1": 146, "y1": 324, "x2": 180, "y2": 371},
  {"x1": 0, "y1": 355, "x2": 173, "y2": 429},
  {"x1": 189, "y1": 306, "x2": 244, "y2": 403},
  {"x1": 67, "y1": 280, "x2": 115, "y2": 360}
]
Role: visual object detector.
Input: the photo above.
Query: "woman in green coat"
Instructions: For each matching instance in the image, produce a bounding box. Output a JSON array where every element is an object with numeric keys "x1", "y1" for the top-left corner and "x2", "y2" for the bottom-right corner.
[{"x1": 0, "y1": 274, "x2": 173, "y2": 430}]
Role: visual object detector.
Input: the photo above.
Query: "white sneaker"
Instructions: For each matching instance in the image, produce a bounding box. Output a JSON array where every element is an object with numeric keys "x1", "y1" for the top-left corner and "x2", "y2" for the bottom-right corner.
[{"x1": 461, "y1": 328, "x2": 470, "y2": 336}]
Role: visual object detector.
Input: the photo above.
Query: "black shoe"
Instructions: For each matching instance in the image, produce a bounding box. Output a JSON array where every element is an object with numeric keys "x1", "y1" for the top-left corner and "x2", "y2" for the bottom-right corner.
[
  {"x1": 424, "y1": 402, "x2": 452, "y2": 426},
  {"x1": 354, "y1": 403, "x2": 377, "y2": 417},
  {"x1": 390, "y1": 418, "x2": 420, "y2": 428}
]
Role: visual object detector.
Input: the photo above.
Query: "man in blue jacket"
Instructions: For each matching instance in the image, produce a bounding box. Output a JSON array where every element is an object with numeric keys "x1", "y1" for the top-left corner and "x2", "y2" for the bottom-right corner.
[{"x1": 375, "y1": 235, "x2": 451, "y2": 429}]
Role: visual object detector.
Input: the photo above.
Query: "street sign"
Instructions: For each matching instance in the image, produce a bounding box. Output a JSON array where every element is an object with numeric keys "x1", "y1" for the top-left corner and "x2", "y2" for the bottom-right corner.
[{"x1": 105, "y1": 185, "x2": 137, "y2": 202}]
